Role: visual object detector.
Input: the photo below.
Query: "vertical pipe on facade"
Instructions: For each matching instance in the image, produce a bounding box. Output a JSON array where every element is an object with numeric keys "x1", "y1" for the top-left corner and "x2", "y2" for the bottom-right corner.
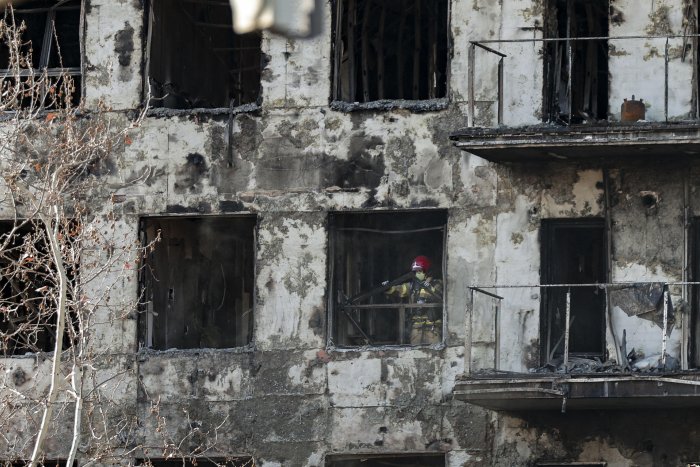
[
  {"x1": 566, "y1": 0, "x2": 572, "y2": 125},
  {"x1": 494, "y1": 299, "x2": 500, "y2": 370},
  {"x1": 497, "y1": 57, "x2": 504, "y2": 126},
  {"x1": 468, "y1": 43, "x2": 475, "y2": 127},
  {"x1": 467, "y1": 287, "x2": 475, "y2": 374},
  {"x1": 683, "y1": 173, "x2": 690, "y2": 370},
  {"x1": 665, "y1": 36, "x2": 669, "y2": 122},
  {"x1": 564, "y1": 289, "x2": 571, "y2": 373},
  {"x1": 662, "y1": 289, "x2": 669, "y2": 367},
  {"x1": 603, "y1": 168, "x2": 621, "y2": 363}
]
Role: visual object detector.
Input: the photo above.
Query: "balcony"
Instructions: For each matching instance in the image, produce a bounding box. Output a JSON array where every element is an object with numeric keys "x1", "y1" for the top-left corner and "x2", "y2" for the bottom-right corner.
[
  {"x1": 450, "y1": 34, "x2": 700, "y2": 163},
  {"x1": 453, "y1": 282, "x2": 700, "y2": 412}
]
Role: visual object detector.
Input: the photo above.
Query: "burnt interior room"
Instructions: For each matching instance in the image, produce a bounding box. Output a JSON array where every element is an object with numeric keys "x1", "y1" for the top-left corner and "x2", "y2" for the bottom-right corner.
[
  {"x1": 332, "y1": 0, "x2": 448, "y2": 103},
  {"x1": 326, "y1": 454, "x2": 445, "y2": 467},
  {"x1": 0, "y1": 220, "x2": 76, "y2": 355},
  {"x1": 329, "y1": 210, "x2": 446, "y2": 347},
  {"x1": 0, "y1": 0, "x2": 82, "y2": 107},
  {"x1": 691, "y1": 217, "x2": 700, "y2": 367},
  {"x1": 540, "y1": 219, "x2": 607, "y2": 364},
  {"x1": 138, "y1": 459, "x2": 253, "y2": 467},
  {"x1": 544, "y1": 0, "x2": 609, "y2": 123},
  {"x1": 146, "y1": 0, "x2": 261, "y2": 109},
  {"x1": 140, "y1": 216, "x2": 256, "y2": 350}
]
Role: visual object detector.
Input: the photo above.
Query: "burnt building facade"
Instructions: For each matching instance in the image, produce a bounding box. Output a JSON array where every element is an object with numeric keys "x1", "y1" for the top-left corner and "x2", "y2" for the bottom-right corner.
[{"x1": 3, "y1": 0, "x2": 700, "y2": 466}]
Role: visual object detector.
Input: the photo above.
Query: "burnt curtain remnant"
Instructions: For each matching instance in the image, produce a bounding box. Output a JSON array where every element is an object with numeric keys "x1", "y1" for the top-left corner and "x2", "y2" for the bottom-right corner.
[
  {"x1": 544, "y1": 0, "x2": 609, "y2": 123},
  {"x1": 541, "y1": 219, "x2": 607, "y2": 362},
  {"x1": 139, "y1": 216, "x2": 256, "y2": 350},
  {"x1": 146, "y1": 0, "x2": 261, "y2": 109},
  {"x1": 332, "y1": 0, "x2": 448, "y2": 103}
]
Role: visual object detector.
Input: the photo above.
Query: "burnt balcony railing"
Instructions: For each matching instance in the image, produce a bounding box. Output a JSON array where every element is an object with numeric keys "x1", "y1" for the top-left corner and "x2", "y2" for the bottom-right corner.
[
  {"x1": 467, "y1": 34, "x2": 700, "y2": 127},
  {"x1": 457, "y1": 281, "x2": 700, "y2": 411}
]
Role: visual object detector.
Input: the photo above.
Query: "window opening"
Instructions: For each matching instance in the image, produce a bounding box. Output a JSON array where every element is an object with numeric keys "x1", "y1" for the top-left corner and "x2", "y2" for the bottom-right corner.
[
  {"x1": 543, "y1": 0, "x2": 608, "y2": 124},
  {"x1": 690, "y1": 217, "x2": 700, "y2": 367},
  {"x1": 332, "y1": 0, "x2": 448, "y2": 103},
  {"x1": 0, "y1": 220, "x2": 78, "y2": 356},
  {"x1": 329, "y1": 210, "x2": 447, "y2": 347},
  {"x1": 139, "y1": 216, "x2": 256, "y2": 350},
  {"x1": 541, "y1": 219, "x2": 607, "y2": 363},
  {"x1": 146, "y1": 0, "x2": 261, "y2": 109},
  {"x1": 326, "y1": 453, "x2": 445, "y2": 467},
  {"x1": 0, "y1": 0, "x2": 82, "y2": 108}
]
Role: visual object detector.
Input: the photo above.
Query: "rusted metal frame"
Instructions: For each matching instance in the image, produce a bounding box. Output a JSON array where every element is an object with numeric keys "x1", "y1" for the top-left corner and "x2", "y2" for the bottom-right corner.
[
  {"x1": 662, "y1": 288, "x2": 669, "y2": 366},
  {"x1": 665, "y1": 36, "x2": 670, "y2": 123},
  {"x1": 343, "y1": 303, "x2": 442, "y2": 309},
  {"x1": 469, "y1": 287, "x2": 504, "y2": 300},
  {"x1": 564, "y1": 289, "x2": 571, "y2": 373},
  {"x1": 468, "y1": 43, "x2": 475, "y2": 127}
]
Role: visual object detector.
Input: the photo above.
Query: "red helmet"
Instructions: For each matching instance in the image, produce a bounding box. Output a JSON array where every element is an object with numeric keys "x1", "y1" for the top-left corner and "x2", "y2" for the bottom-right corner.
[{"x1": 411, "y1": 255, "x2": 431, "y2": 271}]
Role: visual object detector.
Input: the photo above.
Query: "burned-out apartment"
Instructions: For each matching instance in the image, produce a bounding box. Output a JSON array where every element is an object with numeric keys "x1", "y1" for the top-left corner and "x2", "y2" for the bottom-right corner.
[{"x1": 5, "y1": 0, "x2": 700, "y2": 466}]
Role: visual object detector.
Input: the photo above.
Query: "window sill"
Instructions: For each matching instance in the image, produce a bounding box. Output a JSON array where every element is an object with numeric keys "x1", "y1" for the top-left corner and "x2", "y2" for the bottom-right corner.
[
  {"x1": 330, "y1": 98, "x2": 448, "y2": 113},
  {"x1": 326, "y1": 342, "x2": 446, "y2": 353},
  {"x1": 137, "y1": 345, "x2": 255, "y2": 360},
  {"x1": 145, "y1": 102, "x2": 260, "y2": 118}
]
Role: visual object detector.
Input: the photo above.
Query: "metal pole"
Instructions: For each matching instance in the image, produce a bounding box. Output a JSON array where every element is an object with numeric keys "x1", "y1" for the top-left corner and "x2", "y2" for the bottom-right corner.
[
  {"x1": 662, "y1": 289, "x2": 669, "y2": 366},
  {"x1": 468, "y1": 43, "x2": 476, "y2": 127},
  {"x1": 466, "y1": 287, "x2": 474, "y2": 373},
  {"x1": 494, "y1": 298, "x2": 501, "y2": 371},
  {"x1": 566, "y1": 1, "x2": 573, "y2": 125},
  {"x1": 564, "y1": 290, "x2": 571, "y2": 373},
  {"x1": 497, "y1": 57, "x2": 504, "y2": 126},
  {"x1": 664, "y1": 36, "x2": 669, "y2": 123}
]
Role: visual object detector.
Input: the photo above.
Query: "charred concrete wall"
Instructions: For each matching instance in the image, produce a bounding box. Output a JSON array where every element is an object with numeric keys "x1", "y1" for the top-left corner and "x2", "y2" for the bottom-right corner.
[{"x1": 2, "y1": 0, "x2": 700, "y2": 466}]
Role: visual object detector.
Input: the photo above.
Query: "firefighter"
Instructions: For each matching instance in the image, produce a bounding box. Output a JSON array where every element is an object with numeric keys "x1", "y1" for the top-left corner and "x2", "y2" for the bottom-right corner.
[{"x1": 383, "y1": 255, "x2": 443, "y2": 345}]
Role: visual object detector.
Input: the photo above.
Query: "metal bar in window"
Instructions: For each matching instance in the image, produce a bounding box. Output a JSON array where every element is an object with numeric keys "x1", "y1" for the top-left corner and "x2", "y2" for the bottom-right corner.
[
  {"x1": 39, "y1": 8, "x2": 56, "y2": 69},
  {"x1": 564, "y1": 289, "x2": 571, "y2": 373},
  {"x1": 662, "y1": 288, "x2": 669, "y2": 366},
  {"x1": 468, "y1": 42, "x2": 475, "y2": 127},
  {"x1": 497, "y1": 57, "x2": 503, "y2": 125},
  {"x1": 0, "y1": 68, "x2": 81, "y2": 77}
]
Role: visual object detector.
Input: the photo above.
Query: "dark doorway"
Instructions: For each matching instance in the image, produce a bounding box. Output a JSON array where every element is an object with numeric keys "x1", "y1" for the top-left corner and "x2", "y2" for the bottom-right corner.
[
  {"x1": 543, "y1": 0, "x2": 609, "y2": 124},
  {"x1": 541, "y1": 219, "x2": 607, "y2": 363},
  {"x1": 690, "y1": 217, "x2": 700, "y2": 367}
]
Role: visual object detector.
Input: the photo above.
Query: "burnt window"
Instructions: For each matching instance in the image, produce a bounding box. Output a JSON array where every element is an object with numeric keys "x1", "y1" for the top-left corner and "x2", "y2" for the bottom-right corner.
[
  {"x1": 0, "y1": 220, "x2": 77, "y2": 356},
  {"x1": 139, "y1": 216, "x2": 256, "y2": 350},
  {"x1": 329, "y1": 210, "x2": 447, "y2": 347},
  {"x1": 137, "y1": 458, "x2": 254, "y2": 467},
  {"x1": 332, "y1": 0, "x2": 449, "y2": 103},
  {"x1": 145, "y1": 0, "x2": 262, "y2": 109},
  {"x1": 690, "y1": 217, "x2": 700, "y2": 367},
  {"x1": 4, "y1": 460, "x2": 73, "y2": 467},
  {"x1": 326, "y1": 453, "x2": 445, "y2": 467},
  {"x1": 543, "y1": 0, "x2": 608, "y2": 124},
  {"x1": 540, "y1": 219, "x2": 607, "y2": 364},
  {"x1": 0, "y1": 0, "x2": 82, "y2": 108}
]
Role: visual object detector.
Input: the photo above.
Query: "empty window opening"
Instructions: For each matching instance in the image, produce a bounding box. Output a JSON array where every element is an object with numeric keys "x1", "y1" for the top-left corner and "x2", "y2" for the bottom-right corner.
[
  {"x1": 543, "y1": 0, "x2": 608, "y2": 124},
  {"x1": 332, "y1": 0, "x2": 448, "y2": 103},
  {"x1": 138, "y1": 458, "x2": 254, "y2": 467},
  {"x1": 541, "y1": 219, "x2": 607, "y2": 364},
  {"x1": 0, "y1": 220, "x2": 78, "y2": 356},
  {"x1": 146, "y1": 0, "x2": 262, "y2": 109},
  {"x1": 329, "y1": 210, "x2": 447, "y2": 347},
  {"x1": 4, "y1": 460, "x2": 73, "y2": 467},
  {"x1": 326, "y1": 453, "x2": 445, "y2": 467},
  {"x1": 139, "y1": 216, "x2": 256, "y2": 350},
  {"x1": 0, "y1": 0, "x2": 82, "y2": 109}
]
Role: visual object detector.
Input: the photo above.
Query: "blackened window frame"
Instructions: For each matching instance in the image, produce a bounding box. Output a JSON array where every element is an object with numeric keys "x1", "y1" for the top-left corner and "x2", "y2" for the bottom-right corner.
[
  {"x1": 329, "y1": 0, "x2": 451, "y2": 110},
  {"x1": 138, "y1": 215, "x2": 257, "y2": 351},
  {"x1": 142, "y1": 0, "x2": 262, "y2": 112},
  {"x1": 327, "y1": 209, "x2": 448, "y2": 349},
  {"x1": 325, "y1": 453, "x2": 446, "y2": 467},
  {"x1": 0, "y1": 0, "x2": 84, "y2": 108}
]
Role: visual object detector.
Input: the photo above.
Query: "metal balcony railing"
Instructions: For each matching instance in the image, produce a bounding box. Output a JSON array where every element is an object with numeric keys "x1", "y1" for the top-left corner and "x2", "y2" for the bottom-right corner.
[
  {"x1": 468, "y1": 34, "x2": 700, "y2": 128},
  {"x1": 467, "y1": 281, "x2": 699, "y2": 374}
]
